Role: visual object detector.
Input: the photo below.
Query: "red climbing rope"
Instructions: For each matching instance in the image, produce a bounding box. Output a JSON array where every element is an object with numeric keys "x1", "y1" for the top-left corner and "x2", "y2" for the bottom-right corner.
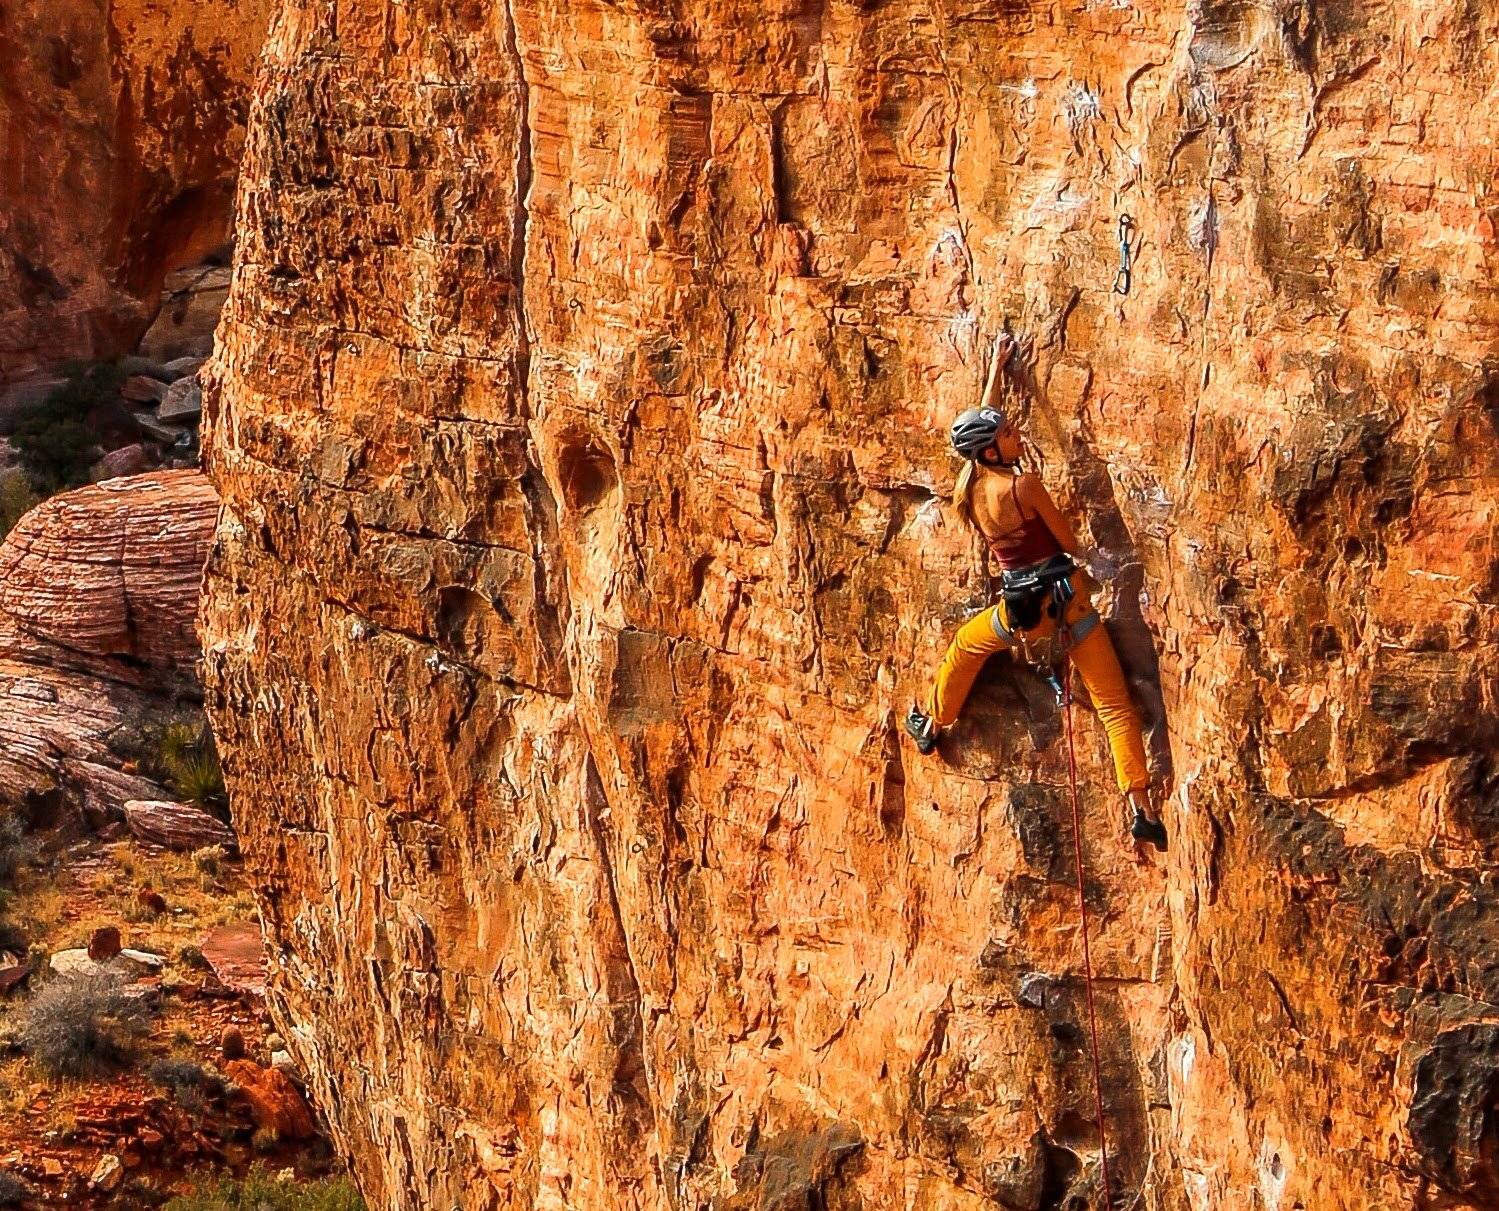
[{"x1": 1062, "y1": 655, "x2": 1115, "y2": 1210}]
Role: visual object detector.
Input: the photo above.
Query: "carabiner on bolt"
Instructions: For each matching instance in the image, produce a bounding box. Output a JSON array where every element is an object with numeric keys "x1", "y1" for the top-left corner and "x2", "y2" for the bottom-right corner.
[{"x1": 1112, "y1": 214, "x2": 1134, "y2": 296}]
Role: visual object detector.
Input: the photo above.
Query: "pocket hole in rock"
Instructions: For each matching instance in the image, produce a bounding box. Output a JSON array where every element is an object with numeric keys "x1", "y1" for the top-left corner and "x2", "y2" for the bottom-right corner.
[
  {"x1": 557, "y1": 439, "x2": 618, "y2": 513},
  {"x1": 437, "y1": 586, "x2": 489, "y2": 657}
]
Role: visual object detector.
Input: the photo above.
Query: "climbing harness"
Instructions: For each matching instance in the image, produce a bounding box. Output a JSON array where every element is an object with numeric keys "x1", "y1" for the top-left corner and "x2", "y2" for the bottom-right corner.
[
  {"x1": 1062, "y1": 654, "x2": 1115, "y2": 1209},
  {"x1": 1112, "y1": 214, "x2": 1134, "y2": 296},
  {"x1": 1000, "y1": 553, "x2": 1077, "y2": 632},
  {"x1": 991, "y1": 555, "x2": 1100, "y2": 706}
]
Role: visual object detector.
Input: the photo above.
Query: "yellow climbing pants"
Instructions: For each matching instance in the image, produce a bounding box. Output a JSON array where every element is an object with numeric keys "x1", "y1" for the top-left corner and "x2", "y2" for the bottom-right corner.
[{"x1": 927, "y1": 574, "x2": 1150, "y2": 794}]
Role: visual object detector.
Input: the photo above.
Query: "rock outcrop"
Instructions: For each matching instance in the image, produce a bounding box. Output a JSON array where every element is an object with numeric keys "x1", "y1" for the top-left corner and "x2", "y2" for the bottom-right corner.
[
  {"x1": 0, "y1": 0, "x2": 275, "y2": 381},
  {"x1": 202, "y1": 2, "x2": 1499, "y2": 1209},
  {"x1": 124, "y1": 799, "x2": 238, "y2": 853},
  {"x1": 0, "y1": 471, "x2": 218, "y2": 820}
]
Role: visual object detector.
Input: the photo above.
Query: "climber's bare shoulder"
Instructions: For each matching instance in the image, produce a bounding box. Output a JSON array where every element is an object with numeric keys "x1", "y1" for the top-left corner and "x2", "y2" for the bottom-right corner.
[
  {"x1": 970, "y1": 473, "x2": 1011, "y2": 533},
  {"x1": 1014, "y1": 472, "x2": 1050, "y2": 510}
]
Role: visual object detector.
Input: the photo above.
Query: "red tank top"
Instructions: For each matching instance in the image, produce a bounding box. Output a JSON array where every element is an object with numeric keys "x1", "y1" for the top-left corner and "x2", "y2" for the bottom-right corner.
[{"x1": 986, "y1": 477, "x2": 1063, "y2": 570}]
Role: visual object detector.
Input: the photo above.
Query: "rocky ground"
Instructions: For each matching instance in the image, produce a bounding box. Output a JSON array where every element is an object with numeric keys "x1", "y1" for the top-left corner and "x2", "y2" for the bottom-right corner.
[
  {"x1": 0, "y1": 817, "x2": 348, "y2": 1208},
  {"x1": 0, "y1": 352, "x2": 208, "y2": 496},
  {"x1": 0, "y1": 469, "x2": 357, "y2": 1207}
]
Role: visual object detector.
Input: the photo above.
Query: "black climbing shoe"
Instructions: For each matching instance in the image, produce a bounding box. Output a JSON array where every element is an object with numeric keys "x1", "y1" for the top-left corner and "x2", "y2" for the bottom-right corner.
[
  {"x1": 1131, "y1": 810, "x2": 1168, "y2": 853},
  {"x1": 905, "y1": 703, "x2": 938, "y2": 755}
]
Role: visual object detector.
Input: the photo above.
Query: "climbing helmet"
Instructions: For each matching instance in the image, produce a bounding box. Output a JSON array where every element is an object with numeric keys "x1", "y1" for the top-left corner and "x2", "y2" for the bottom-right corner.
[{"x1": 950, "y1": 407, "x2": 1005, "y2": 459}]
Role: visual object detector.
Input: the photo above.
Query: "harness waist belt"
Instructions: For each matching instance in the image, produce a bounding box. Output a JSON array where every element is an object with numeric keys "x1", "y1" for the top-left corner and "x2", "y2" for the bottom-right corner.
[{"x1": 998, "y1": 552, "x2": 1077, "y2": 591}]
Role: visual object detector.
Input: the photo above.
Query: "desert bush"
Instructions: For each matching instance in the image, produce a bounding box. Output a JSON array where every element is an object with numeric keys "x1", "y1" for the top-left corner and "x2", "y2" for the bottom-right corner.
[
  {"x1": 12, "y1": 417, "x2": 98, "y2": 493},
  {"x1": 148, "y1": 1056, "x2": 203, "y2": 1083},
  {"x1": 0, "y1": 471, "x2": 40, "y2": 541},
  {"x1": 0, "y1": 1170, "x2": 31, "y2": 1207},
  {"x1": 146, "y1": 721, "x2": 229, "y2": 820},
  {"x1": 193, "y1": 845, "x2": 227, "y2": 879},
  {"x1": 148, "y1": 1056, "x2": 223, "y2": 1115},
  {"x1": 163, "y1": 1166, "x2": 364, "y2": 1211},
  {"x1": 0, "y1": 810, "x2": 36, "y2": 884},
  {"x1": 20, "y1": 972, "x2": 153, "y2": 1079},
  {"x1": 109, "y1": 715, "x2": 231, "y2": 820},
  {"x1": 156, "y1": 722, "x2": 200, "y2": 769},
  {"x1": 174, "y1": 749, "x2": 228, "y2": 816},
  {"x1": 0, "y1": 920, "x2": 27, "y2": 954},
  {"x1": 177, "y1": 943, "x2": 211, "y2": 971},
  {"x1": 148, "y1": 1056, "x2": 221, "y2": 1094}
]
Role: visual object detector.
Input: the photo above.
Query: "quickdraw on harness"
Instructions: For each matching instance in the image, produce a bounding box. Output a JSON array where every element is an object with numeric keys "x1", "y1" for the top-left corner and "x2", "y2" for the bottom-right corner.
[
  {"x1": 989, "y1": 553, "x2": 1100, "y2": 707},
  {"x1": 1112, "y1": 214, "x2": 1134, "y2": 297}
]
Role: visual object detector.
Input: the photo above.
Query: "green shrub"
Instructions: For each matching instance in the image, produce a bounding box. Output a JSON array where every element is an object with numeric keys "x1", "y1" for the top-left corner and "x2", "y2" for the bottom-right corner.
[
  {"x1": 148, "y1": 1056, "x2": 222, "y2": 1095},
  {"x1": 9, "y1": 363, "x2": 124, "y2": 492},
  {"x1": 148, "y1": 1056, "x2": 223, "y2": 1115},
  {"x1": 11, "y1": 417, "x2": 99, "y2": 492},
  {"x1": 178, "y1": 942, "x2": 211, "y2": 970},
  {"x1": 20, "y1": 972, "x2": 154, "y2": 1079},
  {"x1": 157, "y1": 722, "x2": 201, "y2": 768},
  {"x1": 164, "y1": 1166, "x2": 364, "y2": 1211},
  {"x1": 174, "y1": 748, "x2": 228, "y2": 817},
  {"x1": 0, "y1": 471, "x2": 39, "y2": 541},
  {"x1": 137, "y1": 718, "x2": 229, "y2": 820},
  {"x1": 193, "y1": 845, "x2": 227, "y2": 879}
]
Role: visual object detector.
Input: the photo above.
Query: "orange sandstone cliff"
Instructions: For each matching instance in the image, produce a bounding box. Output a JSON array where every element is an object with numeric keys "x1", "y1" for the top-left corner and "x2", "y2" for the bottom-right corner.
[
  {"x1": 202, "y1": 2, "x2": 1499, "y2": 1208},
  {"x1": 0, "y1": 0, "x2": 274, "y2": 379}
]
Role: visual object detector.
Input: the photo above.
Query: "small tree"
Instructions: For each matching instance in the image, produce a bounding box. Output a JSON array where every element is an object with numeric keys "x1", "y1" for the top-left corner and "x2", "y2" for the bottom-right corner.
[{"x1": 10, "y1": 362, "x2": 125, "y2": 492}]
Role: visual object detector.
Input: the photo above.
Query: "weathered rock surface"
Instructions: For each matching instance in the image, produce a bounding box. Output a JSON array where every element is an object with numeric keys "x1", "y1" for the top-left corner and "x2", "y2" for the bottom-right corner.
[
  {"x1": 223, "y1": 1058, "x2": 317, "y2": 1140},
  {"x1": 158, "y1": 376, "x2": 204, "y2": 423},
  {"x1": 88, "y1": 1153, "x2": 124, "y2": 1193},
  {"x1": 0, "y1": 0, "x2": 275, "y2": 380},
  {"x1": 0, "y1": 471, "x2": 216, "y2": 670},
  {"x1": 0, "y1": 953, "x2": 34, "y2": 997},
  {"x1": 87, "y1": 925, "x2": 122, "y2": 961},
  {"x1": 94, "y1": 443, "x2": 148, "y2": 481},
  {"x1": 203, "y1": 2, "x2": 1499, "y2": 1209},
  {"x1": 124, "y1": 799, "x2": 237, "y2": 853},
  {"x1": 200, "y1": 922, "x2": 266, "y2": 998},
  {"x1": 50, "y1": 945, "x2": 163, "y2": 981},
  {"x1": 138, "y1": 262, "x2": 235, "y2": 364},
  {"x1": 122, "y1": 376, "x2": 168, "y2": 405},
  {"x1": 0, "y1": 471, "x2": 218, "y2": 819}
]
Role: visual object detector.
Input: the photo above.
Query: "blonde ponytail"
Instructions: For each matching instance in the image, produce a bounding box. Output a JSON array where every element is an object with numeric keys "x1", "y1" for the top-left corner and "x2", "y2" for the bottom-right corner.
[{"x1": 953, "y1": 460, "x2": 978, "y2": 532}]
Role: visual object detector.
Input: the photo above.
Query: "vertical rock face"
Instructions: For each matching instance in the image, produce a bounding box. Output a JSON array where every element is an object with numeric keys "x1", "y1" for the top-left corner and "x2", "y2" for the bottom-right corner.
[
  {"x1": 203, "y1": 2, "x2": 1499, "y2": 1209},
  {"x1": 0, "y1": 0, "x2": 275, "y2": 379}
]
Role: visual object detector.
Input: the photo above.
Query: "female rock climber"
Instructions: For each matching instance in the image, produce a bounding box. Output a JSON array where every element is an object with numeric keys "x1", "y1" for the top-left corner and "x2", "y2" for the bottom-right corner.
[{"x1": 905, "y1": 334, "x2": 1168, "y2": 853}]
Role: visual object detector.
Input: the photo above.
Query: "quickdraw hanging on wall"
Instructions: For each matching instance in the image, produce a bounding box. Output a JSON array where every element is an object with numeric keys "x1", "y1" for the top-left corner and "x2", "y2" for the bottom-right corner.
[{"x1": 1113, "y1": 213, "x2": 1135, "y2": 296}]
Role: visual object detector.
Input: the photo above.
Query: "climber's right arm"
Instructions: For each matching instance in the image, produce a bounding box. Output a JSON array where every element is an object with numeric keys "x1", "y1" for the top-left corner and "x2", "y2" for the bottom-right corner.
[{"x1": 979, "y1": 334, "x2": 1014, "y2": 412}]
